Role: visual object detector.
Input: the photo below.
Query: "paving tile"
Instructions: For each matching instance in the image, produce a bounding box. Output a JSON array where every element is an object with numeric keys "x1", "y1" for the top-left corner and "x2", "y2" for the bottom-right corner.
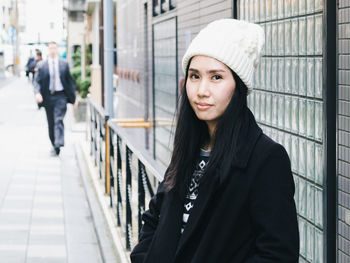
[
  {"x1": 6, "y1": 195, "x2": 33, "y2": 201},
  {"x1": 0, "y1": 244, "x2": 26, "y2": 251},
  {"x1": 26, "y1": 257, "x2": 67, "y2": 263},
  {"x1": 0, "y1": 251, "x2": 26, "y2": 263},
  {"x1": 36, "y1": 188, "x2": 62, "y2": 194},
  {"x1": 33, "y1": 202, "x2": 63, "y2": 210},
  {"x1": 1, "y1": 200, "x2": 33, "y2": 210},
  {"x1": 0, "y1": 230, "x2": 29, "y2": 244},
  {"x1": 36, "y1": 176, "x2": 61, "y2": 182},
  {"x1": 0, "y1": 224, "x2": 28, "y2": 231},
  {"x1": 30, "y1": 225, "x2": 64, "y2": 235},
  {"x1": 0, "y1": 214, "x2": 31, "y2": 225},
  {"x1": 0, "y1": 209, "x2": 31, "y2": 214},
  {"x1": 6, "y1": 189, "x2": 35, "y2": 195},
  {"x1": 34, "y1": 195, "x2": 63, "y2": 203},
  {"x1": 30, "y1": 217, "x2": 64, "y2": 225},
  {"x1": 27, "y1": 245, "x2": 66, "y2": 258},
  {"x1": 29, "y1": 235, "x2": 66, "y2": 245},
  {"x1": 32, "y1": 209, "x2": 64, "y2": 219},
  {"x1": 11, "y1": 178, "x2": 36, "y2": 184},
  {"x1": 67, "y1": 244, "x2": 102, "y2": 263},
  {"x1": 36, "y1": 185, "x2": 62, "y2": 192}
]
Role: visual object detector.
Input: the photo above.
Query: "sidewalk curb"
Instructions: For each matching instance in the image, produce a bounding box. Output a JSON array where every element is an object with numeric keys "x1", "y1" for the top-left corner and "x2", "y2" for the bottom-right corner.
[{"x1": 75, "y1": 140, "x2": 130, "y2": 263}]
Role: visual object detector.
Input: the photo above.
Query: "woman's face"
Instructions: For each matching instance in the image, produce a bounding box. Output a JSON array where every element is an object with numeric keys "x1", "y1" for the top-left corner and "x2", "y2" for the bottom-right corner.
[{"x1": 186, "y1": 55, "x2": 236, "y2": 132}]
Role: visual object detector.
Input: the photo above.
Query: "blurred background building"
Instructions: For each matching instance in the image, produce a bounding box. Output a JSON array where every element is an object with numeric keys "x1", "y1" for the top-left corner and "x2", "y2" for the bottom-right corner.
[
  {"x1": 65, "y1": 0, "x2": 85, "y2": 67},
  {"x1": 0, "y1": 0, "x2": 67, "y2": 75}
]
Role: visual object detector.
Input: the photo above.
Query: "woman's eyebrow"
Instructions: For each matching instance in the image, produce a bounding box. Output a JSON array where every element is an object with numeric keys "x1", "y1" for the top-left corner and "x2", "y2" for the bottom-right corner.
[
  {"x1": 188, "y1": 68, "x2": 226, "y2": 73},
  {"x1": 207, "y1": 69, "x2": 226, "y2": 74}
]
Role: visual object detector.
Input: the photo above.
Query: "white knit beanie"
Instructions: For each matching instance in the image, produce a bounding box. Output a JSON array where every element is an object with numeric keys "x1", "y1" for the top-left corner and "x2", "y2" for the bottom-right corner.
[{"x1": 182, "y1": 19, "x2": 265, "y2": 95}]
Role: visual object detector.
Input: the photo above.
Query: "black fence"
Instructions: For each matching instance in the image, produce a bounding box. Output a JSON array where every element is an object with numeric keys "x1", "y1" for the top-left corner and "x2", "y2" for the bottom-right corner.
[{"x1": 87, "y1": 99, "x2": 164, "y2": 251}]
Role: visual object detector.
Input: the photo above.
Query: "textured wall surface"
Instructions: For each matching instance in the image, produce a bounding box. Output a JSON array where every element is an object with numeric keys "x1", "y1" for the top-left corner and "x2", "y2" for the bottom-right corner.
[{"x1": 338, "y1": 1, "x2": 350, "y2": 262}]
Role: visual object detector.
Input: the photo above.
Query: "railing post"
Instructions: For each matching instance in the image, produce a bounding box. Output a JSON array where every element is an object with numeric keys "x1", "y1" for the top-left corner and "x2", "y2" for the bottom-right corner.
[
  {"x1": 89, "y1": 101, "x2": 93, "y2": 155},
  {"x1": 109, "y1": 129, "x2": 115, "y2": 207},
  {"x1": 116, "y1": 136, "x2": 122, "y2": 226},
  {"x1": 93, "y1": 110, "x2": 98, "y2": 166},
  {"x1": 99, "y1": 117, "x2": 103, "y2": 179},
  {"x1": 126, "y1": 146, "x2": 132, "y2": 250},
  {"x1": 138, "y1": 161, "x2": 145, "y2": 235},
  {"x1": 105, "y1": 116, "x2": 110, "y2": 195}
]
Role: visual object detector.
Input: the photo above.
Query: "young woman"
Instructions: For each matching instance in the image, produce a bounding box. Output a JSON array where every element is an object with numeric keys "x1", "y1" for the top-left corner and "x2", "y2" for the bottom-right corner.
[{"x1": 131, "y1": 19, "x2": 299, "y2": 263}]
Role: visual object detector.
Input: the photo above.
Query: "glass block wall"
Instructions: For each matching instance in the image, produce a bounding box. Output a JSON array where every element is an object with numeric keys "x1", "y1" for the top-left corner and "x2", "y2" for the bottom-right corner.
[
  {"x1": 239, "y1": 0, "x2": 325, "y2": 262},
  {"x1": 153, "y1": 18, "x2": 177, "y2": 168}
]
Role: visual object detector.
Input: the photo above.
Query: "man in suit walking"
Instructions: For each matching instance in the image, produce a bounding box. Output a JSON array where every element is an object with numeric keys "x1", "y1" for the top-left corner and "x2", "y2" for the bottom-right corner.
[{"x1": 34, "y1": 41, "x2": 77, "y2": 156}]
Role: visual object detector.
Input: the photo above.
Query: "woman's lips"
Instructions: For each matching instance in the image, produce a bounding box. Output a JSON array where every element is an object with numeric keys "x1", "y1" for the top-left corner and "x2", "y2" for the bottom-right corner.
[{"x1": 196, "y1": 103, "x2": 212, "y2": 110}]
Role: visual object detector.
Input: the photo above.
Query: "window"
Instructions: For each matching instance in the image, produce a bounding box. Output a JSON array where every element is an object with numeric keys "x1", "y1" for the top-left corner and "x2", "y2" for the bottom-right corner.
[
  {"x1": 170, "y1": 0, "x2": 176, "y2": 10},
  {"x1": 153, "y1": 0, "x2": 175, "y2": 16}
]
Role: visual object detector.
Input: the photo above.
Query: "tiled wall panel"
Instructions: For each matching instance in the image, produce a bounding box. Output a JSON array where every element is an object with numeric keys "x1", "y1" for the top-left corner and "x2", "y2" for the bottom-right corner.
[
  {"x1": 240, "y1": 0, "x2": 325, "y2": 262},
  {"x1": 339, "y1": 1, "x2": 350, "y2": 262}
]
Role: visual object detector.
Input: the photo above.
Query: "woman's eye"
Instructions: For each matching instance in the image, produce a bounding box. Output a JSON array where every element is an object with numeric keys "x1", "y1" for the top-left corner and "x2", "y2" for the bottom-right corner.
[
  {"x1": 190, "y1": 74, "x2": 199, "y2": 79},
  {"x1": 212, "y1": 75, "x2": 222, "y2": 80}
]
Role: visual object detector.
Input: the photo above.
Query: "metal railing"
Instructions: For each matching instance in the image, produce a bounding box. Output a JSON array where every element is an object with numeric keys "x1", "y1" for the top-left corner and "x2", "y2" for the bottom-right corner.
[{"x1": 87, "y1": 98, "x2": 165, "y2": 251}]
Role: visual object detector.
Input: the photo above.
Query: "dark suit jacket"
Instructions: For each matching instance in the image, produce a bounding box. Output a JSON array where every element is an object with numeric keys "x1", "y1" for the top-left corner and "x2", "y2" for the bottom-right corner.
[
  {"x1": 34, "y1": 58, "x2": 76, "y2": 107},
  {"x1": 130, "y1": 109, "x2": 299, "y2": 263}
]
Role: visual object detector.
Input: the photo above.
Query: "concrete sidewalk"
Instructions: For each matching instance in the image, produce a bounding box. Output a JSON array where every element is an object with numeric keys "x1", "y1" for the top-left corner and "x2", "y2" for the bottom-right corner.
[{"x1": 0, "y1": 77, "x2": 117, "y2": 263}]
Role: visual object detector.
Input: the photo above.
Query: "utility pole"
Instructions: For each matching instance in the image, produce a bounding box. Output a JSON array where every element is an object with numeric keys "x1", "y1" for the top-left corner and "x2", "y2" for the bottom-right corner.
[
  {"x1": 81, "y1": 33, "x2": 85, "y2": 81},
  {"x1": 14, "y1": 0, "x2": 19, "y2": 76},
  {"x1": 103, "y1": 0, "x2": 114, "y2": 117}
]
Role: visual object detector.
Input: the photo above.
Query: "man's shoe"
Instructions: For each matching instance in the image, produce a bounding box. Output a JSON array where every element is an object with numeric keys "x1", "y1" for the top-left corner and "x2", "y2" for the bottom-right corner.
[{"x1": 55, "y1": 147, "x2": 60, "y2": 155}]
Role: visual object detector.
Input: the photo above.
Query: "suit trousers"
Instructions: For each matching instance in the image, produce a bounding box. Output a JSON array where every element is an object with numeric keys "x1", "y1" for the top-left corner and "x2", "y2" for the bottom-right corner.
[{"x1": 44, "y1": 92, "x2": 67, "y2": 148}]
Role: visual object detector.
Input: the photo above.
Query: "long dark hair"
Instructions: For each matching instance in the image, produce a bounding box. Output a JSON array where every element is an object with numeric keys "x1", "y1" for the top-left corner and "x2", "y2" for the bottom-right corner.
[{"x1": 164, "y1": 60, "x2": 248, "y2": 191}]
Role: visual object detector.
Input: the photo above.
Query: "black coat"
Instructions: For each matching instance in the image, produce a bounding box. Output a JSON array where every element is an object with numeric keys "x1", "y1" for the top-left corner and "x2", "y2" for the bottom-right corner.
[
  {"x1": 131, "y1": 109, "x2": 299, "y2": 263},
  {"x1": 34, "y1": 59, "x2": 76, "y2": 107}
]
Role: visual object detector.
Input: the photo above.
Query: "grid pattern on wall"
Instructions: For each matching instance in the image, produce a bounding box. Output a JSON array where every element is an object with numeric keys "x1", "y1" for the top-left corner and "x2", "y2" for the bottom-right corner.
[
  {"x1": 239, "y1": 0, "x2": 324, "y2": 262},
  {"x1": 153, "y1": 18, "x2": 177, "y2": 167},
  {"x1": 338, "y1": 1, "x2": 350, "y2": 262}
]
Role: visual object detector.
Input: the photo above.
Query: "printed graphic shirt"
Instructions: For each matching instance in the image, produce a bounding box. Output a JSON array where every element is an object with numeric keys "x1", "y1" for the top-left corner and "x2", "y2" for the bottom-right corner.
[{"x1": 181, "y1": 149, "x2": 210, "y2": 234}]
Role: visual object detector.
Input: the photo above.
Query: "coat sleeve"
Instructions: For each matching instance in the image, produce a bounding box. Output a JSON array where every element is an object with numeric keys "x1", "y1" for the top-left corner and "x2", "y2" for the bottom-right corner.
[
  {"x1": 246, "y1": 144, "x2": 299, "y2": 263},
  {"x1": 64, "y1": 62, "x2": 76, "y2": 104},
  {"x1": 130, "y1": 181, "x2": 165, "y2": 263}
]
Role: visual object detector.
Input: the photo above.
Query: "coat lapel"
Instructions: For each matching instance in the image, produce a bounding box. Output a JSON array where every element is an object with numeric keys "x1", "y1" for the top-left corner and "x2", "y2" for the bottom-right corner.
[
  {"x1": 58, "y1": 59, "x2": 65, "y2": 84},
  {"x1": 43, "y1": 61, "x2": 50, "y2": 90},
  {"x1": 218, "y1": 108, "x2": 262, "y2": 183}
]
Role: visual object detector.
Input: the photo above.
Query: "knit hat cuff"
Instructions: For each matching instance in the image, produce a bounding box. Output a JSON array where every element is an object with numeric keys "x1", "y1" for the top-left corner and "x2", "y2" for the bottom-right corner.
[{"x1": 182, "y1": 44, "x2": 254, "y2": 94}]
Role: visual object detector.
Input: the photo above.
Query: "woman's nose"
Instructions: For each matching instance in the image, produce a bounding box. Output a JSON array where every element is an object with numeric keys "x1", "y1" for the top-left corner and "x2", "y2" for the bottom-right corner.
[{"x1": 197, "y1": 79, "x2": 210, "y2": 97}]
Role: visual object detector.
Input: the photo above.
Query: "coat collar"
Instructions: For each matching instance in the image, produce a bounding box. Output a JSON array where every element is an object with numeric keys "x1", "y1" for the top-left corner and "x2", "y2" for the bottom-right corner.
[{"x1": 230, "y1": 107, "x2": 262, "y2": 168}]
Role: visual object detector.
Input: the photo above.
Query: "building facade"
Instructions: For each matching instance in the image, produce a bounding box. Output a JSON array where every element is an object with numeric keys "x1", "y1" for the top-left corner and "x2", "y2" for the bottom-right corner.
[
  {"x1": 66, "y1": 0, "x2": 85, "y2": 67},
  {"x1": 84, "y1": 0, "x2": 349, "y2": 262}
]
